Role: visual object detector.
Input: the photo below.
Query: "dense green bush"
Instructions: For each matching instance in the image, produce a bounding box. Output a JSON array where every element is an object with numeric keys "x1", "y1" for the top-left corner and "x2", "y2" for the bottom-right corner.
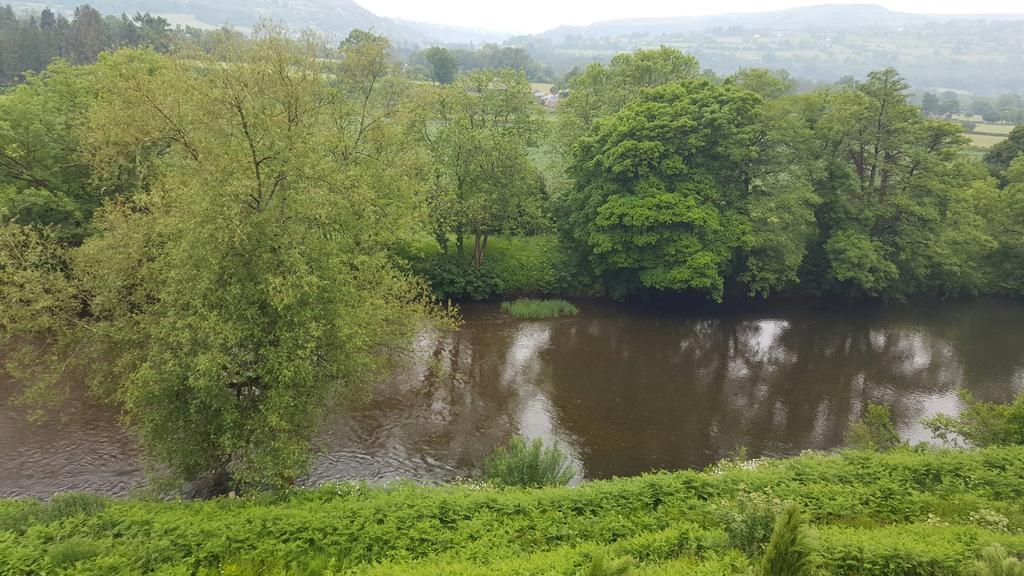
[
  {"x1": 500, "y1": 298, "x2": 579, "y2": 319},
  {"x1": 2, "y1": 448, "x2": 1024, "y2": 575},
  {"x1": 410, "y1": 234, "x2": 599, "y2": 300},
  {"x1": 482, "y1": 436, "x2": 577, "y2": 488}
]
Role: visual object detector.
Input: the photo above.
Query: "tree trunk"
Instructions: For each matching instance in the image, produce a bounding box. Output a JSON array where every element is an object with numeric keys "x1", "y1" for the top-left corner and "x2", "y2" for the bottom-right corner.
[{"x1": 472, "y1": 231, "x2": 489, "y2": 268}]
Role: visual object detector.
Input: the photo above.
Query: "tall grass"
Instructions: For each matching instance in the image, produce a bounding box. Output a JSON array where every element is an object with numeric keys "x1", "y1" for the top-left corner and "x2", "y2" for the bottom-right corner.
[
  {"x1": 483, "y1": 436, "x2": 576, "y2": 488},
  {"x1": 500, "y1": 298, "x2": 578, "y2": 319}
]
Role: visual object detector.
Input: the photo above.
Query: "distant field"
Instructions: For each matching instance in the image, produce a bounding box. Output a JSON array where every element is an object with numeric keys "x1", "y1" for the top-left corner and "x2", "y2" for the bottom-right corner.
[
  {"x1": 967, "y1": 133, "x2": 1007, "y2": 148},
  {"x1": 156, "y1": 13, "x2": 220, "y2": 30},
  {"x1": 974, "y1": 123, "x2": 1016, "y2": 135},
  {"x1": 530, "y1": 82, "x2": 554, "y2": 93}
]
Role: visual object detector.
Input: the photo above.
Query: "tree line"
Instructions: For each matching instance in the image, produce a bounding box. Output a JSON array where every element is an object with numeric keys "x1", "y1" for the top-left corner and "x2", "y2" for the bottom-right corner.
[
  {"x1": 0, "y1": 4, "x2": 233, "y2": 85},
  {"x1": 550, "y1": 49, "x2": 1024, "y2": 301},
  {"x1": 2, "y1": 30, "x2": 1024, "y2": 493}
]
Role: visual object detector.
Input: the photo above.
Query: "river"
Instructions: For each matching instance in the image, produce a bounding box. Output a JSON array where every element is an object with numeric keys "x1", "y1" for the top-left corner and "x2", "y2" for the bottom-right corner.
[{"x1": 2, "y1": 298, "x2": 1023, "y2": 497}]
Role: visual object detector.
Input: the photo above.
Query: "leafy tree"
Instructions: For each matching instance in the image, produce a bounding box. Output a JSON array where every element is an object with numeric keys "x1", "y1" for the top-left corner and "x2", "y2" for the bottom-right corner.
[
  {"x1": 68, "y1": 5, "x2": 108, "y2": 65},
  {"x1": 921, "y1": 92, "x2": 939, "y2": 115},
  {"x1": 793, "y1": 69, "x2": 993, "y2": 297},
  {"x1": 422, "y1": 46, "x2": 457, "y2": 85},
  {"x1": 1, "y1": 30, "x2": 443, "y2": 492},
  {"x1": 558, "y1": 79, "x2": 816, "y2": 299},
  {"x1": 727, "y1": 68, "x2": 797, "y2": 100},
  {"x1": 0, "y1": 58, "x2": 123, "y2": 244},
  {"x1": 426, "y1": 68, "x2": 544, "y2": 267},
  {"x1": 978, "y1": 155, "x2": 1024, "y2": 293},
  {"x1": 557, "y1": 46, "x2": 701, "y2": 147},
  {"x1": 444, "y1": 44, "x2": 552, "y2": 82},
  {"x1": 984, "y1": 126, "x2": 1024, "y2": 180}
]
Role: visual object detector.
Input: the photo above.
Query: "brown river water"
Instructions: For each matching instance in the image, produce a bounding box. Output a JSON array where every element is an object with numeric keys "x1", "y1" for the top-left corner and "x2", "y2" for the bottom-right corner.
[{"x1": 2, "y1": 298, "x2": 1023, "y2": 498}]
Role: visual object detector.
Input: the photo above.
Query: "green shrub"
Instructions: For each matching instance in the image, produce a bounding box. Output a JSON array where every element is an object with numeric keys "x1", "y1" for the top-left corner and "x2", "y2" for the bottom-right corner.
[
  {"x1": 818, "y1": 524, "x2": 992, "y2": 576},
  {"x1": 2, "y1": 448, "x2": 1024, "y2": 575},
  {"x1": 483, "y1": 436, "x2": 576, "y2": 488},
  {"x1": 845, "y1": 403, "x2": 901, "y2": 451},
  {"x1": 925, "y1": 390, "x2": 1024, "y2": 447},
  {"x1": 970, "y1": 544, "x2": 1024, "y2": 576},
  {"x1": 760, "y1": 504, "x2": 818, "y2": 576},
  {"x1": 500, "y1": 298, "x2": 578, "y2": 319},
  {"x1": 409, "y1": 234, "x2": 599, "y2": 300},
  {"x1": 583, "y1": 552, "x2": 634, "y2": 576},
  {"x1": 48, "y1": 538, "x2": 103, "y2": 568},
  {"x1": 419, "y1": 252, "x2": 505, "y2": 301},
  {"x1": 710, "y1": 490, "x2": 782, "y2": 557}
]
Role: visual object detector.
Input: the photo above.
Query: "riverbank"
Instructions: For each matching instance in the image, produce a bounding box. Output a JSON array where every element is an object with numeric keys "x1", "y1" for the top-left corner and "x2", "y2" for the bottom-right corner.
[{"x1": 2, "y1": 447, "x2": 1023, "y2": 575}]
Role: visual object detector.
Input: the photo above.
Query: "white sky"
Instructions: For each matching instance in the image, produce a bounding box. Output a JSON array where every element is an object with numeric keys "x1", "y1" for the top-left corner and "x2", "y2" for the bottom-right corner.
[{"x1": 356, "y1": 0, "x2": 1024, "y2": 34}]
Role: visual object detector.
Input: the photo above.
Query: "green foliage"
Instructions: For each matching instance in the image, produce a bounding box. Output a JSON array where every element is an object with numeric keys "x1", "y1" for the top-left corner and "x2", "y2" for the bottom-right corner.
[
  {"x1": 2, "y1": 448, "x2": 1024, "y2": 574},
  {"x1": 845, "y1": 403, "x2": 902, "y2": 452},
  {"x1": 412, "y1": 234, "x2": 598, "y2": 300},
  {"x1": 984, "y1": 126, "x2": 1024, "y2": 180},
  {"x1": 818, "y1": 524, "x2": 992, "y2": 576},
  {"x1": 48, "y1": 537, "x2": 103, "y2": 568},
  {"x1": 420, "y1": 250, "x2": 505, "y2": 300},
  {"x1": 925, "y1": 390, "x2": 1024, "y2": 447},
  {"x1": 500, "y1": 298, "x2": 578, "y2": 319},
  {"x1": 425, "y1": 68, "x2": 545, "y2": 268},
  {"x1": 583, "y1": 552, "x2": 634, "y2": 576},
  {"x1": 483, "y1": 436, "x2": 576, "y2": 488},
  {"x1": 760, "y1": 504, "x2": 818, "y2": 576},
  {"x1": 0, "y1": 30, "x2": 444, "y2": 493},
  {"x1": 710, "y1": 490, "x2": 783, "y2": 557},
  {"x1": 727, "y1": 68, "x2": 798, "y2": 100},
  {"x1": 559, "y1": 77, "x2": 816, "y2": 300},
  {"x1": 421, "y1": 46, "x2": 458, "y2": 84},
  {"x1": 970, "y1": 545, "x2": 1024, "y2": 576},
  {"x1": 794, "y1": 69, "x2": 994, "y2": 298},
  {"x1": 0, "y1": 5, "x2": 185, "y2": 86},
  {"x1": 556, "y1": 46, "x2": 701, "y2": 147},
  {"x1": 978, "y1": 155, "x2": 1024, "y2": 295}
]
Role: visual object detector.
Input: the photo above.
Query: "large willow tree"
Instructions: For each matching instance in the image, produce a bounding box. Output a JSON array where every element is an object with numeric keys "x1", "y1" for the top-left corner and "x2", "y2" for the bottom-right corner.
[{"x1": 0, "y1": 28, "x2": 443, "y2": 492}]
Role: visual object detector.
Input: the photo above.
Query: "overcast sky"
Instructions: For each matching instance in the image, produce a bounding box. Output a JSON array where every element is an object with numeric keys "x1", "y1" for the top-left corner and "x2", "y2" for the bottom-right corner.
[{"x1": 356, "y1": 0, "x2": 1024, "y2": 34}]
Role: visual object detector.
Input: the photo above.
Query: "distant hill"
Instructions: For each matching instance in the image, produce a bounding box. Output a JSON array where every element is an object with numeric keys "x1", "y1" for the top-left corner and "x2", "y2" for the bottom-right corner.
[
  {"x1": 514, "y1": 4, "x2": 1024, "y2": 95},
  {"x1": 537, "y1": 4, "x2": 1024, "y2": 42},
  {"x1": 7, "y1": 0, "x2": 498, "y2": 44},
  {"x1": 392, "y1": 18, "x2": 508, "y2": 45}
]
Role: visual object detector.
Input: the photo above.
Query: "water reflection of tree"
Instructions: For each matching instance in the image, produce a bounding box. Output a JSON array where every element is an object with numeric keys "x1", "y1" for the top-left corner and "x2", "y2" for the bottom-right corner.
[
  {"x1": 542, "y1": 305, "x2": 974, "y2": 478},
  {"x1": 311, "y1": 299, "x2": 1024, "y2": 483},
  {"x1": 314, "y1": 309, "x2": 529, "y2": 480}
]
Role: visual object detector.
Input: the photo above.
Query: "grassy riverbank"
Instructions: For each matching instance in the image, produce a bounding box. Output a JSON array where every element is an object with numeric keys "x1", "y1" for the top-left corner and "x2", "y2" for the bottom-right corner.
[{"x1": 3, "y1": 447, "x2": 1024, "y2": 575}]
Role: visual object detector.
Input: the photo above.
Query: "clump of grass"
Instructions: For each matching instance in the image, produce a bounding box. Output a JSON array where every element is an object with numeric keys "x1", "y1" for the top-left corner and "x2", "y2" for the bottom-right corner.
[
  {"x1": 500, "y1": 298, "x2": 578, "y2": 319},
  {"x1": 483, "y1": 436, "x2": 576, "y2": 488}
]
